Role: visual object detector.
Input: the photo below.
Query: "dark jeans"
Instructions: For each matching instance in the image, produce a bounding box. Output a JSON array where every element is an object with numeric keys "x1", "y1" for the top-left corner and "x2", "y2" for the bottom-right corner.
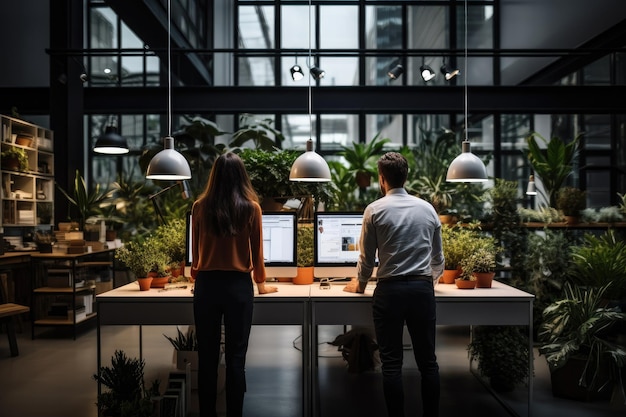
[
  {"x1": 373, "y1": 279, "x2": 440, "y2": 417},
  {"x1": 193, "y1": 271, "x2": 254, "y2": 417}
]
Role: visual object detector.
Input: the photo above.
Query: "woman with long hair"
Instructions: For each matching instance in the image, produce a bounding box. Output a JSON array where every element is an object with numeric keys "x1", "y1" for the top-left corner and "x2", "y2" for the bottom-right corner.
[{"x1": 191, "y1": 152, "x2": 278, "y2": 417}]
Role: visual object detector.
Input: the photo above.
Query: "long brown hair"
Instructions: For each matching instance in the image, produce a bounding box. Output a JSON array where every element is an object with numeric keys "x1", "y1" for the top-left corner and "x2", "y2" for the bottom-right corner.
[{"x1": 194, "y1": 152, "x2": 259, "y2": 236}]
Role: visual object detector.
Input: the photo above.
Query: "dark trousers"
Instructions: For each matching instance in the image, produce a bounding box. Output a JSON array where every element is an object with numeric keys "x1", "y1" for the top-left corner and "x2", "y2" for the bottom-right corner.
[
  {"x1": 193, "y1": 271, "x2": 254, "y2": 417},
  {"x1": 372, "y1": 279, "x2": 440, "y2": 417}
]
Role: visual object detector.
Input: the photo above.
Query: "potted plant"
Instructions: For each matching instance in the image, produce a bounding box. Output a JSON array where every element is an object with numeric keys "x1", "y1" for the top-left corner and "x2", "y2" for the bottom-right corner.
[
  {"x1": 460, "y1": 237, "x2": 498, "y2": 288},
  {"x1": 440, "y1": 224, "x2": 475, "y2": 284},
  {"x1": 339, "y1": 133, "x2": 390, "y2": 189},
  {"x1": 152, "y1": 218, "x2": 187, "y2": 279},
  {"x1": 294, "y1": 222, "x2": 314, "y2": 285},
  {"x1": 524, "y1": 132, "x2": 581, "y2": 208},
  {"x1": 538, "y1": 282, "x2": 626, "y2": 402},
  {"x1": 115, "y1": 236, "x2": 170, "y2": 288},
  {"x1": 164, "y1": 326, "x2": 199, "y2": 389},
  {"x1": 1, "y1": 146, "x2": 29, "y2": 171},
  {"x1": 468, "y1": 325, "x2": 530, "y2": 393},
  {"x1": 569, "y1": 229, "x2": 626, "y2": 301},
  {"x1": 93, "y1": 350, "x2": 160, "y2": 417},
  {"x1": 556, "y1": 186, "x2": 586, "y2": 224},
  {"x1": 56, "y1": 169, "x2": 114, "y2": 232}
]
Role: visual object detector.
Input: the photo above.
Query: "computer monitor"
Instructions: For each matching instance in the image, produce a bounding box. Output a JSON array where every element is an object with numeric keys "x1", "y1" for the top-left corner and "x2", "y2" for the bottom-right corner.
[
  {"x1": 262, "y1": 211, "x2": 298, "y2": 278},
  {"x1": 185, "y1": 211, "x2": 299, "y2": 278},
  {"x1": 314, "y1": 211, "x2": 376, "y2": 279}
]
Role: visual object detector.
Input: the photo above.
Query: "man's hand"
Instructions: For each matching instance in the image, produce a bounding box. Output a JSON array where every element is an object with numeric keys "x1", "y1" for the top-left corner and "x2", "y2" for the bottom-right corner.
[
  {"x1": 257, "y1": 282, "x2": 278, "y2": 294},
  {"x1": 343, "y1": 278, "x2": 365, "y2": 293}
]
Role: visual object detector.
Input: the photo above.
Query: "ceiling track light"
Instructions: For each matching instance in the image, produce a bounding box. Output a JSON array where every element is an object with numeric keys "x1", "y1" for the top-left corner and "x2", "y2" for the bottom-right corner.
[
  {"x1": 290, "y1": 54, "x2": 304, "y2": 81},
  {"x1": 441, "y1": 58, "x2": 460, "y2": 81},
  {"x1": 309, "y1": 65, "x2": 325, "y2": 80},
  {"x1": 420, "y1": 57, "x2": 436, "y2": 82},
  {"x1": 446, "y1": 0, "x2": 487, "y2": 183},
  {"x1": 94, "y1": 117, "x2": 129, "y2": 154},
  {"x1": 289, "y1": 0, "x2": 331, "y2": 183},
  {"x1": 387, "y1": 64, "x2": 404, "y2": 80},
  {"x1": 146, "y1": 0, "x2": 191, "y2": 181}
]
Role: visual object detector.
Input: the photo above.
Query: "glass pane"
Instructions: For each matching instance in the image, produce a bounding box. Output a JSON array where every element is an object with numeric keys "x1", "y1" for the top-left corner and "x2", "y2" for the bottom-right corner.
[
  {"x1": 120, "y1": 21, "x2": 142, "y2": 49},
  {"x1": 582, "y1": 56, "x2": 611, "y2": 85},
  {"x1": 320, "y1": 114, "x2": 358, "y2": 151},
  {"x1": 458, "y1": 5, "x2": 494, "y2": 49},
  {"x1": 468, "y1": 114, "x2": 494, "y2": 153},
  {"x1": 320, "y1": 6, "x2": 358, "y2": 49},
  {"x1": 238, "y1": 57, "x2": 275, "y2": 86},
  {"x1": 282, "y1": 114, "x2": 315, "y2": 150},
  {"x1": 407, "y1": 6, "x2": 448, "y2": 50},
  {"x1": 616, "y1": 53, "x2": 626, "y2": 85},
  {"x1": 406, "y1": 114, "x2": 451, "y2": 146},
  {"x1": 585, "y1": 156, "x2": 612, "y2": 207},
  {"x1": 316, "y1": 57, "x2": 359, "y2": 86},
  {"x1": 120, "y1": 56, "x2": 143, "y2": 86},
  {"x1": 239, "y1": 5, "x2": 275, "y2": 49},
  {"x1": 146, "y1": 56, "x2": 160, "y2": 86},
  {"x1": 365, "y1": 56, "x2": 399, "y2": 86},
  {"x1": 365, "y1": 5, "x2": 403, "y2": 49},
  {"x1": 583, "y1": 114, "x2": 611, "y2": 150},
  {"x1": 500, "y1": 114, "x2": 531, "y2": 151},
  {"x1": 365, "y1": 114, "x2": 403, "y2": 148},
  {"x1": 281, "y1": 5, "x2": 314, "y2": 49},
  {"x1": 90, "y1": 7, "x2": 118, "y2": 49}
]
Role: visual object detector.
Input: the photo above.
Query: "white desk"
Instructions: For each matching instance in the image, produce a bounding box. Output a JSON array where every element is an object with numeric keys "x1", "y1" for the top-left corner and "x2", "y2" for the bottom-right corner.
[
  {"x1": 97, "y1": 280, "x2": 534, "y2": 417},
  {"x1": 309, "y1": 280, "x2": 534, "y2": 417},
  {"x1": 96, "y1": 282, "x2": 312, "y2": 417}
]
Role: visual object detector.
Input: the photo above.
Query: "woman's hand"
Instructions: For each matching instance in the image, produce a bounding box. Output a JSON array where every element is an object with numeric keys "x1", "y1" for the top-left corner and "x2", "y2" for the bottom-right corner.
[{"x1": 257, "y1": 282, "x2": 278, "y2": 294}]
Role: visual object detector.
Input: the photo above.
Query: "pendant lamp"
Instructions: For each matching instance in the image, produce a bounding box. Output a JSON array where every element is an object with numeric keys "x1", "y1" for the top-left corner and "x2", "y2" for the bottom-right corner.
[
  {"x1": 289, "y1": 0, "x2": 331, "y2": 183},
  {"x1": 146, "y1": 0, "x2": 191, "y2": 181},
  {"x1": 446, "y1": 0, "x2": 487, "y2": 183},
  {"x1": 526, "y1": 175, "x2": 537, "y2": 195},
  {"x1": 94, "y1": 119, "x2": 129, "y2": 154}
]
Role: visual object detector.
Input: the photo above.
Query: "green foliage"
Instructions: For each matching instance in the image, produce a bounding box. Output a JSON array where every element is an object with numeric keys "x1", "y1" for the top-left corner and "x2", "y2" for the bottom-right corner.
[
  {"x1": 556, "y1": 186, "x2": 586, "y2": 216},
  {"x1": 152, "y1": 218, "x2": 187, "y2": 264},
  {"x1": 569, "y1": 230, "x2": 626, "y2": 300},
  {"x1": 524, "y1": 132, "x2": 581, "y2": 208},
  {"x1": 485, "y1": 179, "x2": 527, "y2": 280},
  {"x1": 339, "y1": 133, "x2": 390, "y2": 188},
  {"x1": 230, "y1": 114, "x2": 285, "y2": 151},
  {"x1": 297, "y1": 223, "x2": 314, "y2": 267},
  {"x1": 56, "y1": 169, "x2": 114, "y2": 230},
  {"x1": 1, "y1": 146, "x2": 29, "y2": 171},
  {"x1": 468, "y1": 326, "x2": 530, "y2": 392},
  {"x1": 239, "y1": 148, "x2": 334, "y2": 213},
  {"x1": 513, "y1": 228, "x2": 572, "y2": 333},
  {"x1": 115, "y1": 236, "x2": 170, "y2": 278},
  {"x1": 164, "y1": 326, "x2": 198, "y2": 351},
  {"x1": 441, "y1": 224, "x2": 479, "y2": 270},
  {"x1": 459, "y1": 235, "x2": 499, "y2": 277},
  {"x1": 93, "y1": 350, "x2": 159, "y2": 417},
  {"x1": 539, "y1": 282, "x2": 626, "y2": 393}
]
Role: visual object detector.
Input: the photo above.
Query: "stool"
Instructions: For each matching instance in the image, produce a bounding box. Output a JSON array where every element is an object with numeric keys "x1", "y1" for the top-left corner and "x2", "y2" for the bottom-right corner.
[
  {"x1": 0, "y1": 303, "x2": 30, "y2": 356},
  {"x1": 0, "y1": 273, "x2": 30, "y2": 356}
]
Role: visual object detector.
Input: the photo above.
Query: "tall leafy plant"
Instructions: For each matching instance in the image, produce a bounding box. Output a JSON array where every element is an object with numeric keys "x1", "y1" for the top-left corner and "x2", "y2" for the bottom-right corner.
[
  {"x1": 56, "y1": 169, "x2": 114, "y2": 231},
  {"x1": 524, "y1": 132, "x2": 581, "y2": 208}
]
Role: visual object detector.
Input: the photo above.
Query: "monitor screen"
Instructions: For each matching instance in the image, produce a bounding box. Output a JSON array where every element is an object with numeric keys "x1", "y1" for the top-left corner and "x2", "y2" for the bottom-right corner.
[
  {"x1": 314, "y1": 211, "x2": 375, "y2": 278},
  {"x1": 185, "y1": 211, "x2": 299, "y2": 278}
]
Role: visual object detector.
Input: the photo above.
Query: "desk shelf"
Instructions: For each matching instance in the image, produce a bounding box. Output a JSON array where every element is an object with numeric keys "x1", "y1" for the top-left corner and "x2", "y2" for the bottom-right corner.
[{"x1": 31, "y1": 249, "x2": 114, "y2": 339}]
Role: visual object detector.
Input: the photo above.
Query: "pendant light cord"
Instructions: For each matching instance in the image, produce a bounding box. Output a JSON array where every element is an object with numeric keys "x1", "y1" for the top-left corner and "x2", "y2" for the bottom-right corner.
[
  {"x1": 167, "y1": 0, "x2": 172, "y2": 137},
  {"x1": 463, "y1": 0, "x2": 468, "y2": 141},
  {"x1": 308, "y1": 0, "x2": 313, "y2": 139}
]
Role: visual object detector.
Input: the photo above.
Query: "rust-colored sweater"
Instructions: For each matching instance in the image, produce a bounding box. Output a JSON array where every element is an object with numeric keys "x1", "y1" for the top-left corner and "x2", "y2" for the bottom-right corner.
[{"x1": 190, "y1": 201, "x2": 266, "y2": 283}]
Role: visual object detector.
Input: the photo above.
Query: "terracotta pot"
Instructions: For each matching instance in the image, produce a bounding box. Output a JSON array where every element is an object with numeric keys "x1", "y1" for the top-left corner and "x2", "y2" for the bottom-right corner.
[
  {"x1": 455, "y1": 278, "x2": 477, "y2": 289},
  {"x1": 150, "y1": 276, "x2": 170, "y2": 288},
  {"x1": 438, "y1": 214, "x2": 456, "y2": 225},
  {"x1": 293, "y1": 266, "x2": 314, "y2": 285},
  {"x1": 441, "y1": 268, "x2": 461, "y2": 284},
  {"x1": 564, "y1": 215, "x2": 580, "y2": 225},
  {"x1": 474, "y1": 271, "x2": 495, "y2": 288},
  {"x1": 137, "y1": 277, "x2": 153, "y2": 291},
  {"x1": 15, "y1": 135, "x2": 33, "y2": 147}
]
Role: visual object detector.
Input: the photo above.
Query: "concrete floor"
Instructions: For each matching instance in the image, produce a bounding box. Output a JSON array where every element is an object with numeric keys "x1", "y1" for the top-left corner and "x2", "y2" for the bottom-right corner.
[{"x1": 0, "y1": 322, "x2": 623, "y2": 417}]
